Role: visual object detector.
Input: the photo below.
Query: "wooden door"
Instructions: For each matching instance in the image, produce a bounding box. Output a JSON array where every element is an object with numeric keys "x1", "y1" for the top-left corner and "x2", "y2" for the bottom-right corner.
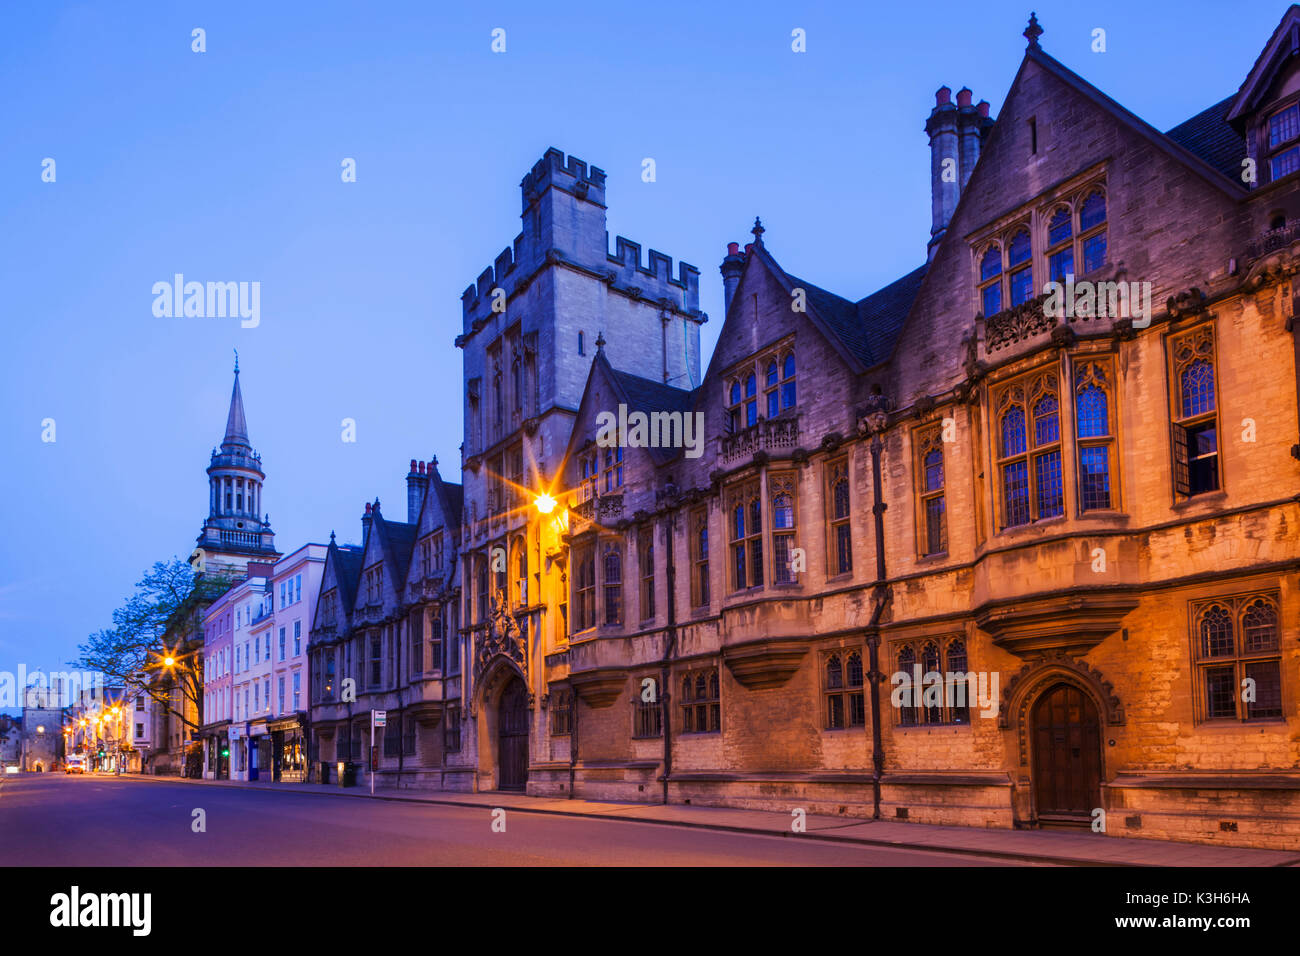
[
  {"x1": 497, "y1": 677, "x2": 529, "y2": 791},
  {"x1": 1032, "y1": 683, "x2": 1102, "y2": 823}
]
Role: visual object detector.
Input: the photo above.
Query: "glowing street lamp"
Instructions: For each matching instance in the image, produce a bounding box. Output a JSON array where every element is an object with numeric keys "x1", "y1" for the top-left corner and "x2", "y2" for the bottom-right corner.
[
  {"x1": 534, "y1": 493, "x2": 557, "y2": 515},
  {"x1": 163, "y1": 656, "x2": 176, "y2": 668}
]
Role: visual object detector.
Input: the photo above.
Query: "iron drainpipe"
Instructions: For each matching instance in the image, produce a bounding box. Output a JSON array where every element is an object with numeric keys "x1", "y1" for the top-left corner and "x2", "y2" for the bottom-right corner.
[
  {"x1": 865, "y1": 425, "x2": 890, "y2": 821},
  {"x1": 660, "y1": 509, "x2": 677, "y2": 805}
]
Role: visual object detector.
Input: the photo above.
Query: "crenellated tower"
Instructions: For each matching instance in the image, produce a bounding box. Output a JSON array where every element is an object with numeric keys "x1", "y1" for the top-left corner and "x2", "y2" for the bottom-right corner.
[{"x1": 191, "y1": 359, "x2": 280, "y2": 574}]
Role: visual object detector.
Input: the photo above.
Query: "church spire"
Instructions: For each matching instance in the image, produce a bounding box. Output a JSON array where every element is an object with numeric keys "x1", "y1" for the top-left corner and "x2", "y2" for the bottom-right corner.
[{"x1": 224, "y1": 358, "x2": 249, "y2": 448}]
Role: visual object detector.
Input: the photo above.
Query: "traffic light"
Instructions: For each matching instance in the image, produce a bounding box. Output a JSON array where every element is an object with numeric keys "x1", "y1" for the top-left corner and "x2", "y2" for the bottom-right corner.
[{"x1": 220, "y1": 748, "x2": 229, "y2": 757}]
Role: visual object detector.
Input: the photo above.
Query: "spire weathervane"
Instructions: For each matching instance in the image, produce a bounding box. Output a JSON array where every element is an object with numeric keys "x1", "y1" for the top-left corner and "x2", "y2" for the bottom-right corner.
[{"x1": 1024, "y1": 12, "x2": 1043, "y2": 49}]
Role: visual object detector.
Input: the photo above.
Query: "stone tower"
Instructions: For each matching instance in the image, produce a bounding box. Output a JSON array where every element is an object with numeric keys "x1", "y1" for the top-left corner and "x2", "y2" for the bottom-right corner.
[{"x1": 192, "y1": 359, "x2": 280, "y2": 574}]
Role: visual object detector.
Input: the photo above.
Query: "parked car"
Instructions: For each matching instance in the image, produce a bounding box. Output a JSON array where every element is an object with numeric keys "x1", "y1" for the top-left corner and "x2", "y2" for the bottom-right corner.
[{"x1": 64, "y1": 755, "x2": 86, "y2": 774}]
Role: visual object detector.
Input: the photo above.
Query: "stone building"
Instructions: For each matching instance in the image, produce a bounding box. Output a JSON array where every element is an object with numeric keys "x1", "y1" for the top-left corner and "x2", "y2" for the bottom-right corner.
[
  {"x1": 427, "y1": 12, "x2": 1300, "y2": 849},
  {"x1": 302, "y1": 10, "x2": 1299, "y2": 849},
  {"x1": 307, "y1": 460, "x2": 463, "y2": 787}
]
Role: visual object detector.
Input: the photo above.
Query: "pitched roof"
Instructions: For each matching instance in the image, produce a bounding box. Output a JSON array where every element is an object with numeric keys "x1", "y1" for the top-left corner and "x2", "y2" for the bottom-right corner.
[
  {"x1": 781, "y1": 264, "x2": 928, "y2": 369},
  {"x1": 331, "y1": 542, "x2": 364, "y2": 614},
  {"x1": 609, "y1": 367, "x2": 696, "y2": 417},
  {"x1": 1165, "y1": 96, "x2": 1245, "y2": 182},
  {"x1": 376, "y1": 515, "x2": 417, "y2": 583}
]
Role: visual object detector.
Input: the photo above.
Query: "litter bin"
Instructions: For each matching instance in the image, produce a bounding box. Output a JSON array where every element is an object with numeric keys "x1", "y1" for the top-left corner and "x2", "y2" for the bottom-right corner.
[
  {"x1": 319, "y1": 761, "x2": 330, "y2": 785},
  {"x1": 339, "y1": 762, "x2": 357, "y2": 788}
]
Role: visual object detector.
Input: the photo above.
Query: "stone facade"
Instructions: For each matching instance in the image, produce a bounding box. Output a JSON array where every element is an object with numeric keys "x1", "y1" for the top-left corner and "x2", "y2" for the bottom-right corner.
[{"x1": 306, "y1": 12, "x2": 1300, "y2": 850}]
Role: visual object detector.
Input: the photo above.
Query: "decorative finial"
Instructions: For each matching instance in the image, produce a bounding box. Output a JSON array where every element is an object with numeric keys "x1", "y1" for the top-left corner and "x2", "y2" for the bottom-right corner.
[
  {"x1": 595, "y1": 332, "x2": 606, "y2": 351},
  {"x1": 233, "y1": 348, "x2": 239, "y2": 374},
  {"x1": 1024, "y1": 11, "x2": 1042, "y2": 49},
  {"x1": 330, "y1": 529, "x2": 336, "y2": 543},
  {"x1": 752, "y1": 217, "x2": 765, "y2": 244}
]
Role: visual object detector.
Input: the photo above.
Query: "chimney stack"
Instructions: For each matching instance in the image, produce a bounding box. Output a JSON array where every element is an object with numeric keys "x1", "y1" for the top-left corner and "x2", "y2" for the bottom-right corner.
[
  {"x1": 407, "y1": 458, "x2": 430, "y2": 524},
  {"x1": 720, "y1": 242, "x2": 745, "y2": 317},
  {"x1": 926, "y1": 86, "x2": 993, "y2": 261}
]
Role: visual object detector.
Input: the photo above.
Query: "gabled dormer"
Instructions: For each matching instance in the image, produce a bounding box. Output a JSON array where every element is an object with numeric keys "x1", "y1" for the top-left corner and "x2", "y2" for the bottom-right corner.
[
  {"x1": 309, "y1": 532, "x2": 363, "y2": 644},
  {"x1": 561, "y1": 340, "x2": 695, "y2": 526},
  {"x1": 1227, "y1": 4, "x2": 1300, "y2": 189},
  {"x1": 406, "y1": 457, "x2": 463, "y2": 596},
  {"x1": 355, "y1": 498, "x2": 417, "y2": 623}
]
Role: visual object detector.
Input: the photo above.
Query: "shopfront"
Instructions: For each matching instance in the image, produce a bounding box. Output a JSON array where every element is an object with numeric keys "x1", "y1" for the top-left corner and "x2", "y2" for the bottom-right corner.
[{"x1": 268, "y1": 715, "x2": 307, "y2": 783}]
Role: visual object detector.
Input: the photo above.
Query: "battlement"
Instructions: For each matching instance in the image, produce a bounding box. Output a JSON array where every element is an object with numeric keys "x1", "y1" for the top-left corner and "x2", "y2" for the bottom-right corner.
[
  {"x1": 521, "y1": 147, "x2": 607, "y2": 213},
  {"x1": 456, "y1": 148, "x2": 700, "y2": 341},
  {"x1": 607, "y1": 234, "x2": 700, "y2": 302}
]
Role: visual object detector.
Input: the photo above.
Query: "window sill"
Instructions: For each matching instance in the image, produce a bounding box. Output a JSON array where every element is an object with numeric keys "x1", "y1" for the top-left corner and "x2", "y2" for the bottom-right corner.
[
  {"x1": 915, "y1": 550, "x2": 948, "y2": 564},
  {"x1": 894, "y1": 722, "x2": 971, "y2": 731},
  {"x1": 998, "y1": 514, "x2": 1067, "y2": 536},
  {"x1": 1171, "y1": 489, "x2": 1227, "y2": 512},
  {"x1": 1193, "y1": 717, "x2": 1286, "y2": 730}
]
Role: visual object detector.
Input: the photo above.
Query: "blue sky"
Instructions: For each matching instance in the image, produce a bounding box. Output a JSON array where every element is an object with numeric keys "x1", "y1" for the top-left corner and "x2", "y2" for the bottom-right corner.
[{"x1": 0, "y1": 0, "x2": 1274, "y2": 702}]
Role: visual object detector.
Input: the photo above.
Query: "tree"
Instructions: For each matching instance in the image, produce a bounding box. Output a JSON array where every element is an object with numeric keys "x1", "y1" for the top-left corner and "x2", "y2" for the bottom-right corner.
[{"x1": 75, "y1": 559, "x2": 234, "y2": 735}]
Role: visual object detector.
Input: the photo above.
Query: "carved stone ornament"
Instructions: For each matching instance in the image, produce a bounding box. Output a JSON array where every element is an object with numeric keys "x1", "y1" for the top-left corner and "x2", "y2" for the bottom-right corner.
[
  {"x1": 475, "y1": 590, "x2": 526, "y2": 682},
  {"x1": 984, "y1": 293, "x2": 1056, "y2": 352}
]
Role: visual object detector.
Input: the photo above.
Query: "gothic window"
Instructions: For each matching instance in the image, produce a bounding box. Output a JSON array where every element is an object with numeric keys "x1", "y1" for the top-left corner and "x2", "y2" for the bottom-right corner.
[
  {"x1": 1007, "y1": 228, "x2": 1033, "y2": 306},
  {"x1": 978, "y1": 244, "x2": 1002, "y2": 317},
  {"x1": 603, "y1": 544, "x2": 622, "y2": 625},
  {"x1": 727, "y1": 381, "x2": 742, "y2": 433},
  {"x1": 1268, "y1": 102, "x2": 1300, "y2": 181},
  {"x1": 893, "y1": 637, "x2": 971, "y2": 727},
  {"x1": 724, "y1": 342, "x2": 795, "y2": 429},
  {"x1": 827, "y1": 459, "x2": 852, "y2": 576},
  {"x1": 823, "y1": 650, "x2": 865, "y2": 730},
  {"x1": 1169, "y1": 325, "x2": 1220, "y2": 498},
  {"x1": 914, "y1": 427, "x2": 947, "y2": 556},
  {"x1": 896, "y1": 644, "x2": 918, "y2": 726},
  {"x1": 1046, "y1": 205, "x2": 1073, "y2": 282},
  {"x1": 1074, "y1": 360, "x2": 1118, "y2": 512},
  {"x1": 1192, "y1": 594, "x2": 1282, "y2": 722},
  {"x1": 550, "y1": 688, "x2": 572, "y2": 736},
  {"x1": 512, "y1": 536, "x2": 527, "y2": 608},
  {"x1": 632, "y1": 678, "x2": 663, "y2": 738},
  {"x1": 572, "y1": 546, "x2": 595, "y2": 633},
  {"x1": 602, "y1": 447, "x2": 623, "y2": 493},
  {"x1": 729, "y1": 481, "x2": 762, "y2": 591},
  {"x1": 429, "y1": 609, "x2": 443, "y2": 670},
  {"x1": 692, "y1": 509, "x2": 710, "y2": 607},
  {"x1": 476, "y1": 558, "x2": 489, "y2": 624},
  {"x1": 1078, "y1": 189, "x2": 1107, "y2": 274},
  {"x1": 680, "y1": 667, "x2": 720, "y2": 734},
  {"x1": 770, "y1": 474, "x2": 797, "y2": 585},
  {"x1": 995, "y1": 372, "x2": 1063, "y2": 529},
  {"x1": 639, "y1": 527, "x2": 655, "y2": 621}
]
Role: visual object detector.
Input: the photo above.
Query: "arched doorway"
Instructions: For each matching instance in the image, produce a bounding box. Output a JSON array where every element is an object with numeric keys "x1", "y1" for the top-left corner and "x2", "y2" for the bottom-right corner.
[
  {"x1": 497, "y1": 676, "x2": 529, "y2": 791},
  {"x1": 1031, "y1": 682, "x2": 1102, "y2": 825}
]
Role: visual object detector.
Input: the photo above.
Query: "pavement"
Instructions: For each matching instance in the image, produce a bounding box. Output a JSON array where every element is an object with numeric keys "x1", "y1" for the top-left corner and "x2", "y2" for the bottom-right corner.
[{"x1": 103, "y1": 770, "x2": 1300, "y2": 867}]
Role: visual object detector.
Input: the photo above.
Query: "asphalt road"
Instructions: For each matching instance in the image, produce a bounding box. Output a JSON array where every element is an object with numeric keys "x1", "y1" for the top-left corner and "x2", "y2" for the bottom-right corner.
[{"x1": 0, "y1": 773, "x2": 1033, "y2": 866}]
